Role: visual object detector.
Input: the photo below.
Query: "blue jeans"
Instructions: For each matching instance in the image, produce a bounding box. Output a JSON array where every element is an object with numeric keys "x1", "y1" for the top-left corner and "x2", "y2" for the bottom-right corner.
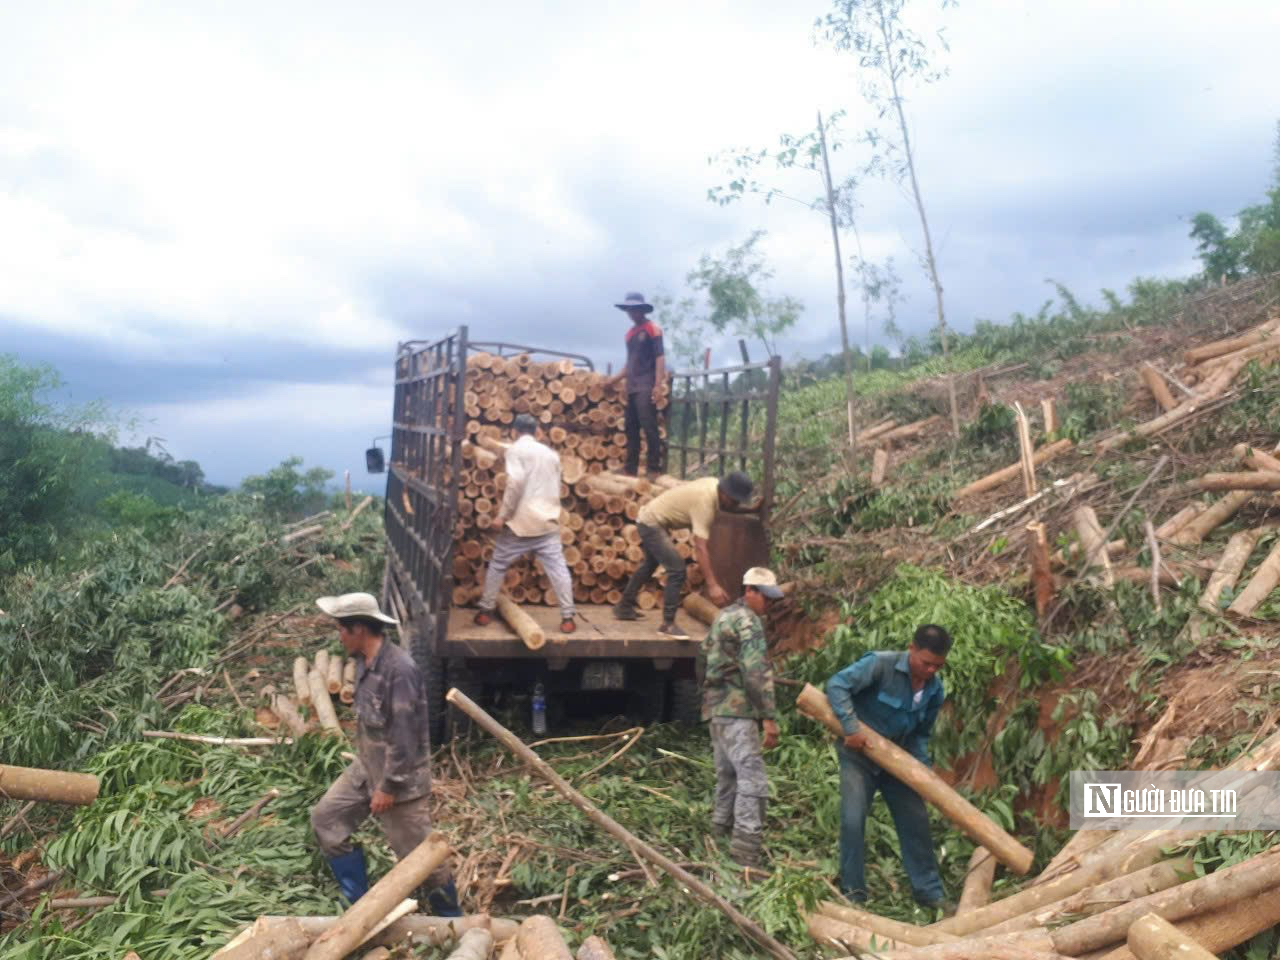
[{"x1": 838, "y1": 748, "x2": 944, "y2": 904}]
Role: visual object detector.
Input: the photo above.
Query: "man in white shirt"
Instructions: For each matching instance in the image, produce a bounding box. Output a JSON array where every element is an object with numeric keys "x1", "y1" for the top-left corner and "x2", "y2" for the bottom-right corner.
[{"x1": 474, "y1": 414, "x2": 577, "y2": 634}]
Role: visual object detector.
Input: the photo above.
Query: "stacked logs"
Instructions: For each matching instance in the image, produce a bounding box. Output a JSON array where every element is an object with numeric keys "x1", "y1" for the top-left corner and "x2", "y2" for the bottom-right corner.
[{"x1": 425, "y1": 352, "x2": 705, "y2": 609}]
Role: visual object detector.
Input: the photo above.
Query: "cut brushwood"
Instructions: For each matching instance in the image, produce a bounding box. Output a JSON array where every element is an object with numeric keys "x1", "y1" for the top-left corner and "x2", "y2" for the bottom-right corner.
[
  {"x1": 301, "y1": 834, "x2": 450, "y2": 960},
  {"x1": 794, "y1": 683, "x2": 1033, "y2": 874},
  {"x1": 0, "y1": 764, "x2": 99, "y2": 806},
  {"x1": 446, "y1": 688, "x2": 798, "y2": 960},
  {"x1": 496, "y1": 594, "x2": 547, "y2": 651}
]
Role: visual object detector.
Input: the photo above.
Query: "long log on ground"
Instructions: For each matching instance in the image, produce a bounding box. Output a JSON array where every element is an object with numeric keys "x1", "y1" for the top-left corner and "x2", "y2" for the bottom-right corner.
[
  {"x1": 1184, "y1": 318, "x2": 1280, "y2": 363},
  {"x1": 1139, "y1": 364, "x2": 1178, "y2": 413},
  {"x1": 1125, "y1": 913, "x2": 1216, "y2": 960},
  {"x1": 496, "y1": 594, "x2": 546, "y2": 651},
  {"x1": 272, "y1": 695, "x2": 308, "y2": 737},
  {"x1": 1227, "y1": 538, "x2": 1280, "y2": 616},
  {"x1": 447, "y1": 927, "x2": 494, "y2": 960},
  {"x1": 1050, "y1": 539, "x2": 1125, "y2": 569},
  {"x1": 1197, "y1": 471, "x2": 1280, "y2": 491},
  {"x1": 857, "y1": 419, "x2": 897, "y2": 444},
  {"x1": 293, "y1": 657, "x2": 312, "y2": 706},
  {"x1": 302, "y1": 834, "x2": 451, "y2": 960},
  {"x1": 340, "y1": 495, "x2": 374, "y2": 531},
  {"x1": 0, "y1": 765, "x2": 99, "y2": 806},
  {"x1": 809, "y1": 913, "x2": 911, "y2": 953},
  {"x1": 1088, "y1": 884, "x2": 1280, "y2": 960},
  {"x1": 987, "y1": 855, "x2": 1194, "y2": 935},
  {"x1": 879, "y1": 416, "x2": 943, "y2": 447},
  {"x1": 516, "y1": 915, "x2": 574, "y2": 959},
  {"x1": 864, "y1": 931, "x2": 1061, "y2": 960},
  {"x1": 1153, "y1": 504, "x2": 1205, "y2": 540},
  {"x1": 143, "y1": 731, "x2": 291, "y2": 747},
  {"x1": 953, "y1": 439, "x2": 1074, "y2": 500},
  {"x1": 1199, "y1": 529, "x2": 1262, "y2": 612},
  {"x1": 1073, "y1": 506, "x2": 1114, "y2": 587},
  {"x1": 445, "y1": 688, "x2": 798, "y2": 960},
  {"x1": 1233, "y1": 442, "x2": 1280, "y2": 474},
  {"x1": 1168, "y1": 491, "x2": 1254, "y2": 546},
  {"x1": 817, "y1": 901, "x2": 958, "y2": 946},
  {"x1": 576, "y1": 934, "x2": 618, "y2": 960},
  {"x1": 307, "y1": 670, "x2": 343, "y2": 735},
  {"x1": 1049, "y1": 847, "x2": 1280, "y2": 956},
  {"x1": 1113, "y1": 565, "x2": 1193, "y2": 587},
  {"x1": 1033, "y1": 831, "x2": 1111, "y2": 887},
  {"x1": 958, "y1": 847, "x2": 997, "y2": 915},
  {"x1": 795, "y1": 683, "x2": 1033, "y2": 874},
  {"x1": 261, "y1": 914, "x2": 509, "y2": 949},
  {"x1": 682, "y1": 593, "x2": 721, "y2": 625},
  {"x1": 217, "y1": 918, "x2": 310, "y2": 960},
  {"x1": 314, "y1": 650, "x2": 330, "y2": 686}
]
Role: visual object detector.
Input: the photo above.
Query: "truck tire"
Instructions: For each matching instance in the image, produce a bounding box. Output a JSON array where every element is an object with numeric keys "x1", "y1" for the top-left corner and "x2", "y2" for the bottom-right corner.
[
  {"x1": 628, "y1": 675, "x2": 667, "y2": 726},
  {"x1": 423, "y1": 654, "x2": 447, "y2": 746},
  {"x1": 670, "y1": 676, "x2": 701, "y2": 728}
]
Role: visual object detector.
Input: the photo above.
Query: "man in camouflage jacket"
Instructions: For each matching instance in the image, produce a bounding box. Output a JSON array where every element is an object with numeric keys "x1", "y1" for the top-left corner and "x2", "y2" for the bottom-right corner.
[
  {"x1": 310, "y1": 592, "x2": 461, "y2": 915},
  {"x1": 699, "y1": 567, "x2": 783, "y2": 867}
]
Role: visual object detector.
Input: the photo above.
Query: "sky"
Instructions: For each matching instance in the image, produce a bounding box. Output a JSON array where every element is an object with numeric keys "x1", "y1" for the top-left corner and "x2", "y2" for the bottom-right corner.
[{"x1": 2, "y1": 0, "x2": 1277, "y2": 486}]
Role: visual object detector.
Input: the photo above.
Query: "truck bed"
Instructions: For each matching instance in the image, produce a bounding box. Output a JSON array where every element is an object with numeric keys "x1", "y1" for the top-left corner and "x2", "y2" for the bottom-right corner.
[{"x1": 444, "y1": 605, "x2": 707, "y2": 658}]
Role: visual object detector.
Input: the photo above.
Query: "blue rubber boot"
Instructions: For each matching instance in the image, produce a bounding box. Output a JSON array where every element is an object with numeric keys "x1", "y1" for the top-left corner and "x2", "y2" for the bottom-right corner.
[
  {"x1": 422, "y1": 878, "x2": 462, "y2": 917},
  {"x1": 327, "y1": 848, "x2": 369, "y2": 903}
]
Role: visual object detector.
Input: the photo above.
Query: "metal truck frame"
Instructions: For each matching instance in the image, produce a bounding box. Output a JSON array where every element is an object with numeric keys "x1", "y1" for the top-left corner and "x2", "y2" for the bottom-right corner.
[{"x1": 379, "y1": 326, "x2": 780, "y2": 739}]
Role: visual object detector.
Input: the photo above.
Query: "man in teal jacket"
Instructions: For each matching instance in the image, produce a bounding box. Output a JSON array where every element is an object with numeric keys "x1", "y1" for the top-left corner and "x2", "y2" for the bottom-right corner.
[{"x1": 824, "y1": 624, "x2": 951, "y2": 910}]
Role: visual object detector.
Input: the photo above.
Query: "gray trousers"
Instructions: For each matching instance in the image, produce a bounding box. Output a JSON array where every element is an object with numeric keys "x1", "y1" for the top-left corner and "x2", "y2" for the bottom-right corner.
[
  {"x1": 710, "y1": 717, "x2": 768, "y2": 837},
  {"x1": 479, "y1": 529, "x2": 575, "y2": 619},
  {"x1": 311, "y1": 762, "x2": 452, "y2": 887}
]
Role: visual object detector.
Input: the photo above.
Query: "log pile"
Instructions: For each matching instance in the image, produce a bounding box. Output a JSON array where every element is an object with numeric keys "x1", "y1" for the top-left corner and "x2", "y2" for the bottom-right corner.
[{"x1": 399, "y1": 351, "x2": 706, "y2": 609}]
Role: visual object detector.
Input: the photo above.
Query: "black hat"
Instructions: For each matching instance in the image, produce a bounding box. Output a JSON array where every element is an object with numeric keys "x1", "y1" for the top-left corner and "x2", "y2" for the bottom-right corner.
[
  {"x1": 614, "y1": 292, "x2": 654, "y2": 314},
  {"x1": 513, "y1": 414, "x2": 538, "y2": 434},
  {"x1": 718, "y1": 471, "x2": 754, "y2": 504}
]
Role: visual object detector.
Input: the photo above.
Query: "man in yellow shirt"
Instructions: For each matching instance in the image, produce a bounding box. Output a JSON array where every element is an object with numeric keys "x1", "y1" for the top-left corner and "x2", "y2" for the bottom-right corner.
[{"x1": 614, "y1": 471, "x2": 754, "y2": 639}]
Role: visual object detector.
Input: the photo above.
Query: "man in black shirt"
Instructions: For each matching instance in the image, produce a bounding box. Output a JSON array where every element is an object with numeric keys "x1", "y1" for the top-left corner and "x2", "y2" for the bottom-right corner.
[{"x1": 614, "y1": 291, "x2": 666, "y2": 476}]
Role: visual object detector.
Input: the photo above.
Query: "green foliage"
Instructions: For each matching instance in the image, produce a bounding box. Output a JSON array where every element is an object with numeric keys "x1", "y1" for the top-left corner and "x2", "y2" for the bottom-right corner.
[
  {"x1": 1191, "y1": 122, "x2": 1280, "y2": 279},
  {"x1": 1058, "y1": 380, "x2": 1125, "y2": 442},
  {"x1": 962, "y1": 402, "x2": 1017, "y2": 454},
  {"x1": 686, "y1": 231, "x2": 802, "y2": 357},
  {"x1": 240, "y1": 456, "x2": 334, "y2": 518}
]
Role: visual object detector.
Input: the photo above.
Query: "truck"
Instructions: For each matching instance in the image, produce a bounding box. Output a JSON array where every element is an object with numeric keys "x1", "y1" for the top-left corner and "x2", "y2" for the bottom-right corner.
[{"x1": 369, "y1": 326, "x2": 781, "y2": 740}]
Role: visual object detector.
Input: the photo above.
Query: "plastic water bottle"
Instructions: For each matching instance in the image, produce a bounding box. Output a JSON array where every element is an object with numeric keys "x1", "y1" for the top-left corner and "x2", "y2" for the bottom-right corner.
[{"x1": 532, "y1": 683, "x2": 547, "y2": 735}]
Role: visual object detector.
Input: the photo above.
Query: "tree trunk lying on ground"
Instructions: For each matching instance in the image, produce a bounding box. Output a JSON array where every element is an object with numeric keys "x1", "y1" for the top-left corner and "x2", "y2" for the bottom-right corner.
[
  {"x1": 515, "y1": 915, "x2": 574, "y2": 960},
  {"x1": 1153, "y1": 504, "x2": 1206, "y2": 540},
  {"x1": 879, "y1": 416, "x2": 942, "y2": 447},
  {"x1": 1169, "y1": 491, "x2": 1254, "y2": 546},
  {"x1": 496, "y1": 594, "x2": 547, "y2": 650},
  {"x1": 1032, "y1": 830, "x2": 1111, "y2": 887},
  {"x1": 307, "y1": 670, "x2": 343, "y2": 735},
  {"x1": 301, "y1": 834, "x2": 452, "y2": 960},
  {"x1": 1073, "y1": 506, "x2": 1114, "y2": 587},
  {"x1": 1184, "y1": 317, "x2": 1280, "y2": 364},
  {"x1": 293, "y1": 657, "x2": 312, "y2": 707},
  {"x1": 795, "y1": 684, "x2": 1034, "y2": 874},
  {"x1": 1125, "y1": 913, "x2": 1217, "y2": 960},
  {"x1": 958, "y1": 847, "x2": 997, "y2": 915},
  {"x1": 272, "y1": 695, "x2": 308, "y2": 737},
  {"x1": 1228, "y1": 539, "x2": 1280, "y2": 617},
  {"x1": 1139, "y1": 364, "x2": 1178, "y2": 413},
  {"x1": 1199, "y1": 529, "x2": 1262, "y2": 612},
  {"x1": 953, "y1": 440, "x2": 1073, "y2": 500},
  {"x1": 0, "y1": 764, "x2": 99, "y2": 806},
  {"x1": 217, "y1": 917, "x2": 310, "y2": 960},
  {"x1": 1197, "y1": 471, "x2": 1280, "y2": 491},
  {"x1": 809, "y1": 913, "x2": 913, "y2": 953},
  {"x1": 816, "y1": 901, "x2": 957, "y2": 946},
  {"x1": 1233, "y1": 442, "x2": 1280, "y2": 474},
  {"x1": 259, "y1": 914, "x2": 515, "y2": 949},
  {"x1": 446, "y1": 927, "x2": 494, "y2": 960},
  {"x1": 1087, "y1": 883, "x2": 1280, "y2": 960},
  {"x1": 575, "y1": 934, "x2": 618, "y2": 960}
]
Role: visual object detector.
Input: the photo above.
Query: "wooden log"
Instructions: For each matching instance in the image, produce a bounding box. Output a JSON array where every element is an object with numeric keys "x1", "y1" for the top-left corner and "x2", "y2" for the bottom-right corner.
[
  {"x1": 314, "y1": 650, "x2": 330, "y2": 686},
  {"x1": 340, "y1": 660, "x2": 357, "y2": 705},
  {"x1": 1073, "y1": 505, "x2": 1114, "y2": 587},
  {"x1": 447, "y1": 927, "x2": 495, "y2": 960},
  {"x1": 1089, "y1": 885, "x2": 1280, "y2": 960},
  {"x1": 1032, "y1": 831, "x2": 1112, "y2": 887},
  {"x1": 1170, "y1": 491, "x2": 1254, "y2": 546},
  {"x1": 1113, "y1": 565, "x2": 1191, "y2": 587},
  {"x1": 576, "y1": 935, "x2": 617, "y2": 960},
  {"x1": 264, "y1": 914, "x2": 505, "y2": 949},
  {"x1": 1014, "y1": 402, "x2": 1037, "y2": 497},
  {"x1": 1199, "y1": 529, "x2": 1262, "y2": 612},
  {"x1": 958, "y1": 848, "x2": 997, "y2": 915},
  {"x1": 1139, "y1": 365, "x2": 1178, "y2": 413},
  {"x1": 0, "y1": 764, "x2": 99, "y2": 806},
  {"x1": 809, "y1": 913, "x2": 911, "y2": 953},
  {"x1": 866, "y1": 930, "x2": 1060, "y2": 960},
  {"x1": 216, "y1": 918, "x2": 310, "y2": 960},
  {"x1": 1196, "y1": 471, "x2": 1280, "y2": 491},
  {"x1": 272, "y1": 695, "x2": 308, "y2": 737},
  {"x1": 143, "y1": 731, "x2": 293, "y2": 747},
  {"x1": 1124, "y1": 913, "x2": 1216, "y2": 960},
  {"x1": 301, "y1": 834, "x2": 451, "y2": 960},
  {"x1": 795, "y1": 683, "x2": 1034, "y2": 874},
  {"x1": 516, "y1": 915, "x2": 573, "y2": 959},
  {"x1": 1051, "y1": 539, "x2": 1125, "y2": 569},
  {"x1": 816, "y1": 901, "x2": 958, "y2": 946},
  {"x1": 326, "y1": 655, "x2": 344, "y2": 695},
  {"x1": 496, "y1": 594, "x2": 546, "y2": 650},
  {"x1": 871, "y1": 448, "x2": 890, "y2": 487},
  {"x1": 682, "y1": 593, "x2": 721, "y2": 625},
  {"x1": 1184, "y1": 317, "x2": 1280, "y2": 363},
  {"x1": 1048, "y1": 848, "x2": 1280, "y2": 956},
  {"x1": 879, "y1": 416, "x2": 943, "y2": 447},
  {"x1": 222, "y1": 788, "x2": 282, "y2": 840},
  {"x1": 1041, "y1": 398, "x2": 1058, "y2": 435},
  {"x1": 308, "y1": 670, "x2": 343, "y2": 735},
  {"x1": 1154, "y1": 504, "x2": 1206, "y2": 540},
  {"x1": 1027, "y1": 522, "x2": 1054, "y2": 618},
  {"x1": 1227, "y1": 538, "x2": 1280, "y2": 616},
  {"x1": 445, "y1": 688, "x2": 798, "y2": 960},
  {"x1": 1233, "y1": 441, "x2": 1280, "y2": 474},
  {"x1": 856, "y1": 418, "x2": 898, "y2": 444},
  {"x1": 340, "y1": 495, "x2": 374, "y2": 531},
  {"x1": 294, "y1": 657, "x2": 312, "y2": 706},
  {"x1": 953, "y1": 440, "x2": 1073, "y2": 500}
]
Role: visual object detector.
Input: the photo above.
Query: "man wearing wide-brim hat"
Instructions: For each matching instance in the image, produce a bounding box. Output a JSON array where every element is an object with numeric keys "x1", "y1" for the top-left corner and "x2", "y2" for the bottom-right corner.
[
  {"x1": 309, "y1": 592, "x2": 461, "y2": 916},
  {"x1": 613, "y1": 291, "x2": 667, "y2": 477}
]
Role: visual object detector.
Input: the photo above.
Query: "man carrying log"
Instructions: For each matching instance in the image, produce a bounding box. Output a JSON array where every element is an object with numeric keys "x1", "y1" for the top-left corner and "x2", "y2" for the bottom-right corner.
[
  {"x1": 825, "y1": 625, "x2": 952, "y2": 912},
  {"x1": 614, "y1": 471, "x2": 755, "y2": 640},
  {"x1": 700, "y1": 567, "x2": 783, "y2": 867},
  {"x1": 613, "y1": 291, "x2": 666, "y2": 478},
  {"x1": 310, "y1": 592, "x2": 462, "y2": 916},
  {"x1": 473, "y1": 413, "x2": 577, "y2": 634}
]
